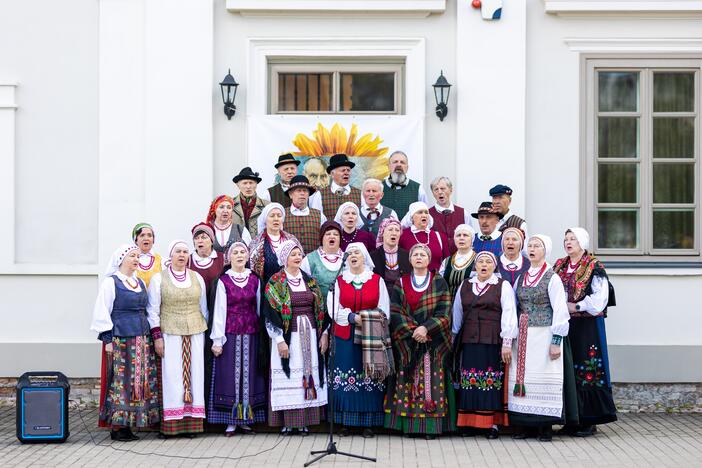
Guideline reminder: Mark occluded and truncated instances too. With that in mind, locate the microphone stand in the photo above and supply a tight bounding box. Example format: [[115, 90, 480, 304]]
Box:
[[305, 252, 377, 466]]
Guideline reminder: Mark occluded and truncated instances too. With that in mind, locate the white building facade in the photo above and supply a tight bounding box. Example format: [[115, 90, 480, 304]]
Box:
[[1, 0, 701, 389]]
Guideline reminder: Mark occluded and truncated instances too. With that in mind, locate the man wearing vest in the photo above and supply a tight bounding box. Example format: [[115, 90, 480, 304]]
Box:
[[381, 151, 427, 220], [360, 178, 398, 237], [265, 153, 300, 208], [490, 184, 529, 240], [232, 167, 269, 238], [309, 153, 361, 219], [282, 175, 327, 254], [471, 201, 504, 258], [428, 176, 471, 254]]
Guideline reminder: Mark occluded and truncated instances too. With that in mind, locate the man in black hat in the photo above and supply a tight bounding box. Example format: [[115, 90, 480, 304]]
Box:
[[381, 150, 427, 220], [232, 167, 269, 238], [282, 175, 327, 254], [471, 201, 504, 258], [265, 153, 300, 208], [490, 184, 529, 240], [308, 153, 361, 219]]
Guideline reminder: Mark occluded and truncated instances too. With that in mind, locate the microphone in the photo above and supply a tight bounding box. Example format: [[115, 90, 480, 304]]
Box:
[[342, 251, 350, 261]]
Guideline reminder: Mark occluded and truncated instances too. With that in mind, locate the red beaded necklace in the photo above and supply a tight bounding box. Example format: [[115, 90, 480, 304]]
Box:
[[125, 277, 140, 290], [194, 253, 214, 269], [169, 266, 187, 282], [288, 276, 302, 287], [475, 281, 491, 295], [231, 271, 249, 285], [523, 263, 547, 287], [138, 255, 155, 271]]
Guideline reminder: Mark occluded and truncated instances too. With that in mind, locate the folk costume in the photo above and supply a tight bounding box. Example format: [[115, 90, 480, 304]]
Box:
[[497, 227, 529, 287], [147, 241, 209, 436], [266, 153, 301, 208], [360, 203, 397, 238], [399, 202, 450, 272], [553, 228, 617, 429], [385, 256, 454, 436], [91, 244, 160, 434], [300, 221, 344, 301], [335, 201, 376, 253], [132, 223, 161, 288], [439, 224, 477, 299], [370, 218, 411, 291], [490, 185, 529, 240], [232, 167, 269, 238], [327, 243, 393, 429], [282, 175, 326, 254], [429, 203, 470, 255], [209, 245, 267, 430], [207, 195, 251, 254], [451, 252, 517, 432], [507, 235, 571, 431], [249, 203, 299, 287], [308, 154, 361, 218], [382, 176, 427, 220], [470, 202, 504, 258], [264, 241, 329, 430]]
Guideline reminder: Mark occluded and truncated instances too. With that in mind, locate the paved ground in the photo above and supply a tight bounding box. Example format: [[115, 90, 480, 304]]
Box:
[[2, 406, 701, 467]]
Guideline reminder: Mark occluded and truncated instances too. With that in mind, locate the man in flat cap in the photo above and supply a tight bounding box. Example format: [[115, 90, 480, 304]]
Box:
[[381, 151, 427, 220], [282, 175, 327, 254], [490, 184, 529, 240], [232, 167, 269, 238], [308, 153, 361, 219], [471, 201, 504, 258], [265, 153, 300, 208]]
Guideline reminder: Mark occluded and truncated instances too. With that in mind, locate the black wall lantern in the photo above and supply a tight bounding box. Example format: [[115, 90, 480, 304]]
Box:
[[432, 71, 452, 121], [219, 69, 239, 120]]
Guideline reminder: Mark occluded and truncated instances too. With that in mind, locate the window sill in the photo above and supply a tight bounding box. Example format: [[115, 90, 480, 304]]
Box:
[[226, 0, 446, 17], [604, 261, 702, 276], [544, 0, 702, 16]]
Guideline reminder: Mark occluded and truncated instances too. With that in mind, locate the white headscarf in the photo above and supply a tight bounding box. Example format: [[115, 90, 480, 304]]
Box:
[[567, 227, 590, 252], [343, 242, 375, 272], [529, 234, 553, 259], [225, 241, 249, 264], [334, 202, 364, 230], [400, 201, 434, 230], [277, 239, 304, 267], [475, 250, 498, 267], [104, 244, 139, 277], [454, 223, 475, 240], [164, 239, 190, 268], [257, 202, 286, 236]]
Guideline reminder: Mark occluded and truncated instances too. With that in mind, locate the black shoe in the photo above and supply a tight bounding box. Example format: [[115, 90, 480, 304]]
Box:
[[111, 429, 136, 442], [361, 429, 375, 439], [157, 432, 170, 439], [512, 431, 532, 440], [300, 427, 310, 437], [425, 434, 437, 440], [182, 433, 197, 439], [280, 427, 292, 436], [537, 427, 553, 442], [460, 428, 477, 437], [120, 428, 139, 441], [574, 425, 596, 437], [486, 428, 499, 440], [556, 425, 578, 436], [338, 427, 351, 437], [110, 430, 119, 441]]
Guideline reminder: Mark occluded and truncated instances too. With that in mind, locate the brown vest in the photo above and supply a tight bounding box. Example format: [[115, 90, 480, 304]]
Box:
[[283, 207, 322, 254], [320, 186, 361, 219], [460, 278, 504, 345]]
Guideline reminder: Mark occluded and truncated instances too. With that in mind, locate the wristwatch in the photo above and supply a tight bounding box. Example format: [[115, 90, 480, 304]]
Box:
[[575, 304, 581, 311]]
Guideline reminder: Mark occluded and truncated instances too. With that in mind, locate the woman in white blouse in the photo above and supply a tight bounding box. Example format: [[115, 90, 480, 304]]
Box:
[[507, 234, 569, 442], [439, 224, 477, 298], [147, 240, 209, 438], [208, 242, 267, 436], [451, 251, 516, 439]]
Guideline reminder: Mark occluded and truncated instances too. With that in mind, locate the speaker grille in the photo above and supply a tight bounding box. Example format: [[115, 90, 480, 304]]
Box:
[[22, 389, 64, 438]]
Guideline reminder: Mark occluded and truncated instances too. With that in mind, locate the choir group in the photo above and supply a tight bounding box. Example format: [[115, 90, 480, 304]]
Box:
[[91, 151, 617, 443]]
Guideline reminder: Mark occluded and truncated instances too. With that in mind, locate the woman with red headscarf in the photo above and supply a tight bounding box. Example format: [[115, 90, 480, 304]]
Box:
[[207, 195, 252, 253]]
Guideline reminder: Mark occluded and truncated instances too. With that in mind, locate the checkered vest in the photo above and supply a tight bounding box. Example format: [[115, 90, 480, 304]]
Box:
[[267, 184, 291, 208], [283, 207, 322, 254], [320, 186, 361, 219], [382, 179, 420, 220], [360, 205, 393, 237], [472, 234, 503, 258]]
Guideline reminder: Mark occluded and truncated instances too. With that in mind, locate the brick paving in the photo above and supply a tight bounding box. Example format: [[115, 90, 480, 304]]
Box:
[[2, 406, 701, 467]]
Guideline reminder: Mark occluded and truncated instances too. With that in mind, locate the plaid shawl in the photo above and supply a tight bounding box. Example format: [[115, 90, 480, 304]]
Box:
[[553, 251, 607, 302], [353, 309, 395, 380], [389, 275, 452, 371], [262, 269, 328, 382]]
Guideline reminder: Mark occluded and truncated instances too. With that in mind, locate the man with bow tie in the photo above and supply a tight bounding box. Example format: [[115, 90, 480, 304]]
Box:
[[470, 201, 504, 257], [428, 176, 471, 254], [380, 151, 427, 220], [359, 178, 398, 237]]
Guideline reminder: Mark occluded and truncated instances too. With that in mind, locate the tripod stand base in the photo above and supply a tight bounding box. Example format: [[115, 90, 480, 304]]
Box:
[[304, 440, 377, 466]]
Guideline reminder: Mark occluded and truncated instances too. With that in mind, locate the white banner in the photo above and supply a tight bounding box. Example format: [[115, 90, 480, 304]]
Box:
[[246, 115, 424, 191]]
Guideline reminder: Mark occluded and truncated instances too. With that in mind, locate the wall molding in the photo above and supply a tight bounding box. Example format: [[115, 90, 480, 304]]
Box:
[[565, 37, 702, 52], [227, 0, 445, 17], [545, 1, 702, 16], [0, 84, 18, 272]]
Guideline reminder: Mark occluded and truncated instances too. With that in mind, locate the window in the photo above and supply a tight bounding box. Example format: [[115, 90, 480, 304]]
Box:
[[269, 61, 404, 114], [586, 59, 700, 260]]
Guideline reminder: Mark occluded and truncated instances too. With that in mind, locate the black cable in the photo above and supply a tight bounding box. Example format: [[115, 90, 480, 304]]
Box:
[[71, 401, 286, 461]]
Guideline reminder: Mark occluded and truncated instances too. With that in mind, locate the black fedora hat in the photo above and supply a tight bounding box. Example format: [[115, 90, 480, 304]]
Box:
[[471, 201, 504, 219], [326, 153, 355, 174], [285, 175, 316, 197], [275, 153, 300, 169], [232, 167, 262, 184]]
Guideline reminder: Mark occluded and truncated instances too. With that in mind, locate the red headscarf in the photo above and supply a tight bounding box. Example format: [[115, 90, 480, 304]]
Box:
[[207, 195, 235, 223]]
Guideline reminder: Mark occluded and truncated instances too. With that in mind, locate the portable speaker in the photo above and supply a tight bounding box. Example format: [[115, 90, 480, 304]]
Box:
[[16, 371, 70, 443]]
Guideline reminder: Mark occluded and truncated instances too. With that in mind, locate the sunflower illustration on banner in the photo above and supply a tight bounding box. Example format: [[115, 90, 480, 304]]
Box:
[[291, 123, 390, 190]]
